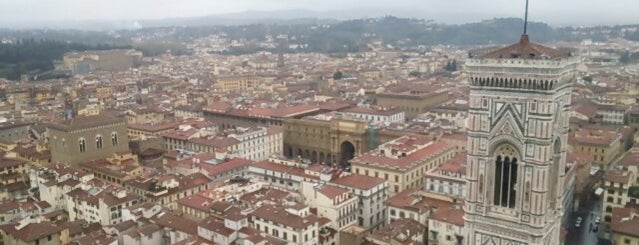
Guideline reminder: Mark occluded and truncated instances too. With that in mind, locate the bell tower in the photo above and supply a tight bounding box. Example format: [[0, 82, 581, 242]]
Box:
[[463, 1, 580, 244]]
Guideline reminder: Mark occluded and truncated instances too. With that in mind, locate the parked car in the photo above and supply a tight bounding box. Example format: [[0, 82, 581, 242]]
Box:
[[575, 217, 583, 228]]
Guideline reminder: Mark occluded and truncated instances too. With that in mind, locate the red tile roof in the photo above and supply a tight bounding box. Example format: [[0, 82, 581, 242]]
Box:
[[199, 158, 252, 177], [330, 174, 386, 190], [611, 207, 639, 237], [352, 140, 454, 171], [0, 221, 65, 242], [252, 160, 320, 181], [619, 147, 639, 167], [480, 35, 568, 60], [573, 128, 620, 147], [177, 194, 215, 212], [251, 205, 319, 229], [603, 169, 631, 184], [318, 185, 349, 202], [368, 218, 426, 244]]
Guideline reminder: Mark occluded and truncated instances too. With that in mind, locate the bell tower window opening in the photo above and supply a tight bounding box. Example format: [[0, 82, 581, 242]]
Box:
[[493, 144, 519, 208]]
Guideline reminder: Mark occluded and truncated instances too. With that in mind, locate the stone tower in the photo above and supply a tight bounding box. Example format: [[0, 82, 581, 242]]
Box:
[[463, 34, 579, 245]]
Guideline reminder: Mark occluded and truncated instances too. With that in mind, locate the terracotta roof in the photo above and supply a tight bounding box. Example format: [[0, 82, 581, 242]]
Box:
[[571, 101, 598, 118], [198, 217, 235, 238], [150, 211, 198, 234], [251, 205, 319, 229], [318, 185, 349, 202], [330, 173, 386, 190], [0, 221, 66, 242], [189, 137, 239, 148], [619, 148, 639, 167], [177, 194, 215, 212], [0, 158, 26, 169], [480, 35, 568, 60], [429, 199, 465, 226], [127, 122, 179, 132], [200, 158, 251, 177], [239, 188, 291, 206], [69, 230, 117, 245], [611, 207, 639, 237], [48, 114, 124, 131], [603, 169, 631, 184], [572, 128, 620, 147], [367, 218, 426, 244], [352, 139, 454, 171], [252, 160, 320, 180]]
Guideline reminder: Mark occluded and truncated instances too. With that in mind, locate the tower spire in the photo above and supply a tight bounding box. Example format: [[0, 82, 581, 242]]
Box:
[[523, 0, 529, 35]]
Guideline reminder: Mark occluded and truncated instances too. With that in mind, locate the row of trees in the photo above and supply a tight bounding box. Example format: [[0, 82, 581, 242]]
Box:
[[0, 39, 130, 80]]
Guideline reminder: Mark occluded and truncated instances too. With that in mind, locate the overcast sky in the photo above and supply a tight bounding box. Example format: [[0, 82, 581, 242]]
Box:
[[1, 0, 638, 27]]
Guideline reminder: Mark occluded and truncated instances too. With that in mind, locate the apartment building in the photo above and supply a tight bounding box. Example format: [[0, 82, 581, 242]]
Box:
[[424, 153, 466, 199], [248, 157, 389, 230], [251, 205, 319, 245], [571, 128, 622, 168], [350, 136, 456, 194], [301, 182, 358, 231]]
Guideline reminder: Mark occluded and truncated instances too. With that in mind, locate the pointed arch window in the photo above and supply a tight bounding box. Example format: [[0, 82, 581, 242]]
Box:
[[96, 135, 103, 149], [79, 138, 87, 153], [493, 144, 519, 208], [111, 132, 118, 146]]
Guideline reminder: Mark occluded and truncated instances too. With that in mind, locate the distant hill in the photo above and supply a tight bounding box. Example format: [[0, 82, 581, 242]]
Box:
[[1, 16, 639, 80], [138, 10, 339, 28]]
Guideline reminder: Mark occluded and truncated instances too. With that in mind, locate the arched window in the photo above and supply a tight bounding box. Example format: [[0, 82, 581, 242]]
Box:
[[111, 132, 118, 146], [96, 135, 103, 149], [79, 138, 87, 153], [61, 138, 66, 149], [493, 144, 519, 208]]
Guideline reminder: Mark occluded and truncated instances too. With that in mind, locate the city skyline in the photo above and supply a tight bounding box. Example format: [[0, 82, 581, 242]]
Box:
[[1, 0, 639, 29]]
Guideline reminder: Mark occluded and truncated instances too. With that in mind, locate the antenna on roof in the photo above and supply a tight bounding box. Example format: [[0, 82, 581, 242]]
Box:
[[523, 0, 529, 35]]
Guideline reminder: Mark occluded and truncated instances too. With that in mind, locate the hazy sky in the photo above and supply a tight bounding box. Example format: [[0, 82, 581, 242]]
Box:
[[1, 0, 638, 26]]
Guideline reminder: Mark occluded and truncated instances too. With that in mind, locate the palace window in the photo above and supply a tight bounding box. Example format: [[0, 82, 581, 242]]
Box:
[[493, 144, 518, 208], [111, 132, 118, 146], [96, 135, 103, 149], [79, 138, 87, 152]]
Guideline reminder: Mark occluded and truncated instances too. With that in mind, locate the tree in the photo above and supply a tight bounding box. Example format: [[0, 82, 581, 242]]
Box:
[[583, 76, 593, 83], [333, 71, 343, 80]]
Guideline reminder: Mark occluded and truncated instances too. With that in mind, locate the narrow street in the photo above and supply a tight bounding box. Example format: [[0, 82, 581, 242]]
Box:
[[565, 197, 609, 245]]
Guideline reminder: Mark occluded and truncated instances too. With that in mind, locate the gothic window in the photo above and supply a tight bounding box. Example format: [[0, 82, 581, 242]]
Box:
[[96, 135, 103, 149], [111, 132, 118, 146], [79, 138, 87, 153], [493, 144, 519, 208]]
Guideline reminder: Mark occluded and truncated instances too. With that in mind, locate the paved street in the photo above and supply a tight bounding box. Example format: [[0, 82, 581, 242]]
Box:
[[565, 198, 609, 245]]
